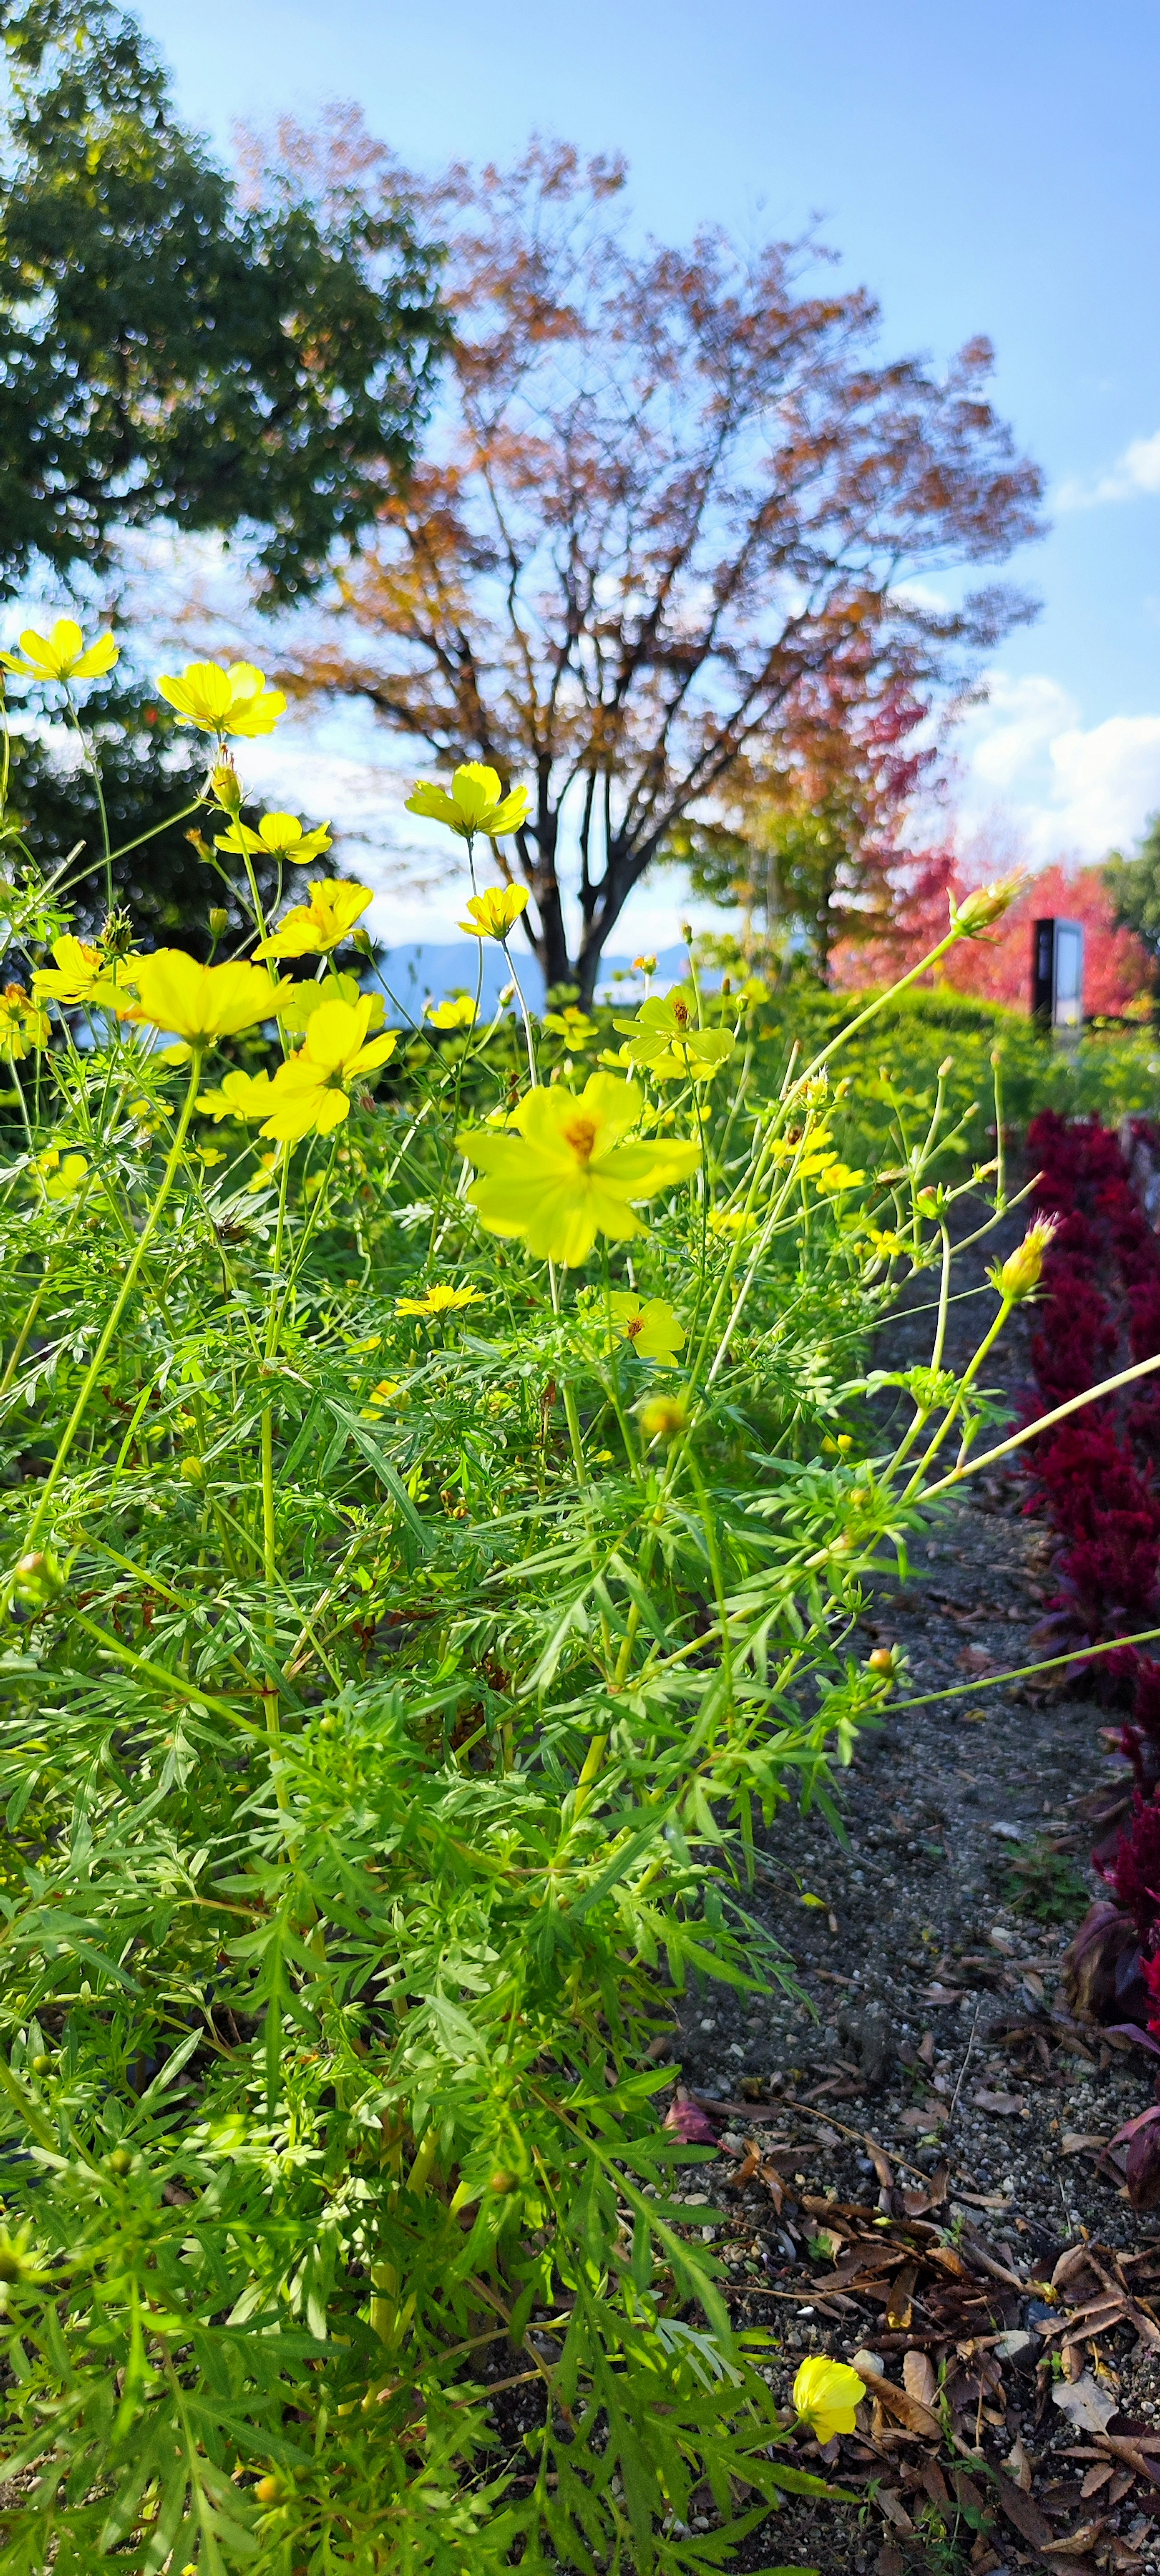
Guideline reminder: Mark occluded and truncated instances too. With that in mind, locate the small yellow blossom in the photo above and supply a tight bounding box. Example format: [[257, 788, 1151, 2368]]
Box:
[[395, 1284, 485, 1319], [708, 1208, 757, 1239], [34, 1148, 89, 1199], [119, 952, 278, 1047], [543, 1004, 598, 1045], [458, 1073, 700, 1268], [406, 763, 530, 841], [613, 988, 735, 1081], [361, 1377, 403, 1417], [0, 619, 118, 683], [632, 953, 657, 975], [195, 1068, 276, 1124], [259, 997, 396, 1142], [254, 879, 371, 960], [32, 933, 138, 1011], [458, 884, 530, 941], [639, 1391, 689, 1442], [605, 1292, 685, 1363], [791, 2354, 864, 2441], [812, 1160, 866, 1195], [0, 984, 48, 1058], [197, 1144, 226, 1167], [275, 973, 384, 1036], [156, 660, 284, 739], [215, 812, 332, 867], [246, 1150, 282, 1192], [425, 993, 478, 1031]]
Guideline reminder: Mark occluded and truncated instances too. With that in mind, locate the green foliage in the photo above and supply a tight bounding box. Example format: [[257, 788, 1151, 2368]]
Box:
[[0, 0, 447, 600], [1106, 812, 1160, 985], [1001, 1838, 1090, 1923], [3, 672, 323, 954], [0, 715, 1095, 2567]]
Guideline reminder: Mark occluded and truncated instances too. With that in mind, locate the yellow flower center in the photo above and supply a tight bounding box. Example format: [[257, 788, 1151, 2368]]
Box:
[[563, 1115, 598, 1163]]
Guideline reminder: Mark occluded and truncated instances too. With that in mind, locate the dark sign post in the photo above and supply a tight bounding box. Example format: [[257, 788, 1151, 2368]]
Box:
[[1032, 917, 1084, 1030]]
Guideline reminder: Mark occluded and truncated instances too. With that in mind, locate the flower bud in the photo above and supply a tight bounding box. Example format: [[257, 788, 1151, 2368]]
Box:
[[949, 872, 1026, 939], [210, 761, 243, 817], [639, 1393, 689, 1443], [352, 926, 375, 959], [13, 1549, 63, 1607], [633, 953, 657, 975], [992, 1215, 1056, 1305], [207, 907, 229, 940]]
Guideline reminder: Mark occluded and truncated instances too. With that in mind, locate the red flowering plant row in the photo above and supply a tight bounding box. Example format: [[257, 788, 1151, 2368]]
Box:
[[1021, 1110, 1160, 2056]]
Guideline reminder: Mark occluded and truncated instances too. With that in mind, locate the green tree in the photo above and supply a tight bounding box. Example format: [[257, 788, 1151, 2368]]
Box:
[[0, 0, 447, 604], [1106, 815, 1160, 1002], [2, 676, 289, 958]]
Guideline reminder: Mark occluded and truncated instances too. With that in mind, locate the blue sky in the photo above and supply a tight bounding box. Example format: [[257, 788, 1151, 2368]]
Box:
[[133, 0, 1160, 945]]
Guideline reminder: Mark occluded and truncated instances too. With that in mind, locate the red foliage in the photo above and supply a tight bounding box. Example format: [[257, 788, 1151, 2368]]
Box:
[[1104, 1794, 1160, 1940], [835, 858, 1151, 1012], [1022, 1112, 1160, 2012]]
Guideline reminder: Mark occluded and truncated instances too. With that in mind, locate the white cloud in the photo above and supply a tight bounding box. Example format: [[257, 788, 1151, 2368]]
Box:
[[1057, 429, 1160, 511], [958, 672, 1079, 790], [959, 670, 1160, 863], [1046, 713, 1160, 853]]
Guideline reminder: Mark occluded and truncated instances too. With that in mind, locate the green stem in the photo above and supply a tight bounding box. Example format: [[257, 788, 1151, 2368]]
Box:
[[16, 1056, 203, 1568]]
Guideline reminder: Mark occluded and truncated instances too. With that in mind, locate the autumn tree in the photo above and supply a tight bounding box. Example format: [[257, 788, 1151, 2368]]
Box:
[[274, 133, 1043, 1001], [672, 675, 954, 982]]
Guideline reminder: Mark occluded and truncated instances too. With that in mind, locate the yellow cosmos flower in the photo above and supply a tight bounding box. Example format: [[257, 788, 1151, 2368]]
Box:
[[215, 812, 332, 867], [195, 1068, 276, 1124], [395, 1284, 485, 1318], [0, 619, 118, 683], [156, 660, 285, 738], [32, 934, 139, 1010], [791, 2355, 864, 2441], [274, 972, 384, 1036], [458, 885, 530, 941], [118, 952, 279, 1046], [543, 1004, 598, 1045], [361, 1377, 403, 1418], [406, 762, 530, 841], [708, 1207, 757, 1239], [255, 879, 372, 960], [259, 997, 396, 1141], [613, 988, 735, 1081], [425, 993, 477, 1031], [0, 984, 49, 1058], [34, 1148, 89, 1199], [606, 1292, 685, 1363], [812, 1160, 866, 1195], [457, 1072, 700, 1268]]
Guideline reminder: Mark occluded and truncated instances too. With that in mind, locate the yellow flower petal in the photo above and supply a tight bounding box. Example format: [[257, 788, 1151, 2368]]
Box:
[[119, 952, 278, 1046], [457, 885, 531, 941], [255, 879, 371, 960], [791, 2355, 864, 2441]]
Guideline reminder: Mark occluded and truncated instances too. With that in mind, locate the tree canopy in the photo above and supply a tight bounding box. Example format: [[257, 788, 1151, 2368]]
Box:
[[0, 1, 447, 603], [278, 133, 1044, 998], [1106, 815, 1160, 998]]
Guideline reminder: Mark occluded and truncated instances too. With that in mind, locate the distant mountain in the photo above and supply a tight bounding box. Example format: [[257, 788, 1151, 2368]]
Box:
[[369, 941, 698, 1024]]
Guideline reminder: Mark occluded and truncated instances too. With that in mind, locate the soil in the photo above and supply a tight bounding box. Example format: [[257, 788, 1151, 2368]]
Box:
[[668, 1179, 1160, 2575]]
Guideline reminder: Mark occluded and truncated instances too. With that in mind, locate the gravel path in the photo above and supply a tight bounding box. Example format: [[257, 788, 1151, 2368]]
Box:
[[670, 1182, 1160, 2573]]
